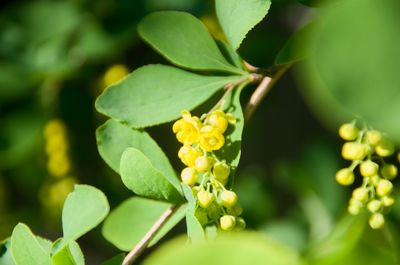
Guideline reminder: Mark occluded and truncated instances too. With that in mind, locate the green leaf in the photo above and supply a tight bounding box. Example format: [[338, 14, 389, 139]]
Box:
[[101, 253, 125, 265], [216, 40, 244, 70], [96, 64, 246, 128], [215, 86, 245, 187], [0, 239, 16, 265], [120, 148, 184, 203], [102, 197, 186, 251], [144, 232, 302, 265], [275, 23, 314, 65], [138, 11, 244, 74], [216, 0, 272, 50], [51, 241, 84, 265], [300, 0, 400, 139], [96, 120, 179, 190], [62, 185, 110, 243], [306, 214, 367, 265], [182, 184, 205, 242], [10, 223, 52, 265]]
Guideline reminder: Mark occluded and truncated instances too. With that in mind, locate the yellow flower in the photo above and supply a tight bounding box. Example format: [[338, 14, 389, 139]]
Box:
[[206, 110, 229, 133], [199, 125, 225, 151], [178, 146, 202, 167], [172, 111, 202, 145]]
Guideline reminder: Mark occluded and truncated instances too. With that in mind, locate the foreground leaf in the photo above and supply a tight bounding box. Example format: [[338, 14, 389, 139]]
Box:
[[96, 120, 179, 191], [96, 64, 246, 128], [10, 224, 52, 265], [182, 184, 205, 242], [138, 11, 244, 74], [62, 185, 110, 243], [102, 197, 186, 251], [51, 240, 84, 265], [120, 148, 184, 203], [216, 0, 272, 50], [144, 232, 301, 265]]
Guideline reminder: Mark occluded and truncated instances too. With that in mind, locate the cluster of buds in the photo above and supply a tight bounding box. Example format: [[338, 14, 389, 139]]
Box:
[[40, 119, 77, 217], [336, 122, 399, 229], [173, 110, 245, 231]]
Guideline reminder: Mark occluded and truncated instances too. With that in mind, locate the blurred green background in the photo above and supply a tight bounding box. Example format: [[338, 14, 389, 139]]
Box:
[[1, 0, 399, 264]]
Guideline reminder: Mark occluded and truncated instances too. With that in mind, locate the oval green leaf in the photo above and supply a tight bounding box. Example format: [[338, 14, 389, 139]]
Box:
[[62, 185, 110, 242], [95, 64, 246, 128], [102, 197, 186, 251], [144, 232, 301, 265], [96, 120, 179, 191], [138, 11, 244, 74], [120, 148, 184, 203], [10, 223, 52, 265], [216, 0, 271, 50]]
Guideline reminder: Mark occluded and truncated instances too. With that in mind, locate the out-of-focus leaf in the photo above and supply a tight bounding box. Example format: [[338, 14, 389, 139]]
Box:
[[10, 224, 52, 265], [261, 220, 308, 251], [51, 240, 84, 265], [306, 214, 367, 265], [215, 0, 271, 50], [96, 120, 178, 192], [138, 11, 244, 74], [182, 184, 205, 242], [144, 232, 302, 265], [96, 65, 246, 128], [0, 239, 15, 265], [120, 148, 184, 203], [275, 23, 314, 65], [101, 253, 125, 265], [102, 197, 186, 251], [62, 185, 110, 243], [0, 110, 43, 169], [299, 0, 400, 139]]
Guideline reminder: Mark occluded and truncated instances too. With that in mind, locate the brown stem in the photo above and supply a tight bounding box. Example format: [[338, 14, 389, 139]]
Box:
[[122, 204, 179, 265], [244, 65, 291, 122]]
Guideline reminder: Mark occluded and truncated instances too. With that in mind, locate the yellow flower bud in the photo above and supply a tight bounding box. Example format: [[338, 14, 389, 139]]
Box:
[[207, 110, 229, 133], [339, 123, 358, 141], [369, 213, 385, 229], [220, 215, 236, 231], [47, 153, 70, 177], [180, 167, 198, 186], [197, 189, 214, 208], [227, 204, 243, 216], [213, 161, 230, 181], [366, 130, 382, 145], [367, 200, 382, 213], [376, 179, 393, 196], [381, 164, 397, 180], [172, 115, 201, 145], [348, 200, 363, 215], [382, 196, 395, 207], [352, 187, 369, 202], [194, 156, 213, 173], [178, 146, 202, 167], [375, 139, 394, 157], [336, 168, 355, 186], [104, 64, 129, 87], [342, 142, 367, 161], [369, 175, 380, 186], [199, 125, 225, 151], [220, 190, 238, 208], [359, 160, 379, 177], [44, 119, 65, 139]]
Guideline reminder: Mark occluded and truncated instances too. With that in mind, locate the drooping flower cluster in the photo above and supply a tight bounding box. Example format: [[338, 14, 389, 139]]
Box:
[[173, 110, 245, 231], [336, 122, 399, 229]]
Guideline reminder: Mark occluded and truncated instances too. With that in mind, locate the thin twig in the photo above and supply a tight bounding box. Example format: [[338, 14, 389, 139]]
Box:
[[122, 204, 179, 265], [244, 65, 291, 122]]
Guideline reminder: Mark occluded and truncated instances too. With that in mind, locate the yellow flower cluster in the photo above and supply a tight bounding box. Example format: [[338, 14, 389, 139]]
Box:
[[173, 110, 245, 231], [41, 119, 77, 216], [336, 122, 399, 229]]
